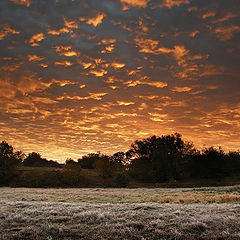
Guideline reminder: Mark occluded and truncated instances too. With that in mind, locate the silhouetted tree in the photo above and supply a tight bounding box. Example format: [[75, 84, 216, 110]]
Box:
[[227, 151, 240, 176], [23, 152, 44, 167], [62, 159, 83, 186], [22, 152, 60, 167], [200, 147, 228, 180], [127, 133, 193, 182], [112, 152, 126, 169], [94, 155, 115, 178], [0, 141, 23, 185], [78, 153, 101, 169]]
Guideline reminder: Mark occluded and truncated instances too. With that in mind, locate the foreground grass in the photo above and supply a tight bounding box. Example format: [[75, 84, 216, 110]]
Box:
[[0, 201, 240, 240], [0, 186, 240, 239], [1, 185, 240, 204]]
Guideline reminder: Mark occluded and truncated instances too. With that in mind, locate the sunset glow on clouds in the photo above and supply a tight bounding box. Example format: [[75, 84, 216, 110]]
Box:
[[0, 0, 240, 161]]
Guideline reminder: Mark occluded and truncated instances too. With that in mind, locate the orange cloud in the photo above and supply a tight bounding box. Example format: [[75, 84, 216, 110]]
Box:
[[10, 74, 51, 95], [48, 28, 69, 35], [10, 0, 31, 7], [55, 61, 73, 67], [64, 18, 79, 29], [54, 46, 72, 52], [111, 62, 125, 69], [149, 113, 169, 122], [57, 92, 107, 101], [135, 38, 159, 54], [80, 13, 106, 27], [102, 45, 115, 53], [0, 24, 20, 40], [120, 0, 149, 8], [136, 38, 191, 75], [32, 97, 58, 104], [100, 39, 116, 53], [213, 13, 238, 23], [172, 45, 189, 61], [89, 69, 108, 77], [158, 0, 190, 9], [0, 81, 16, 98], [29, 33, 45, 47], [171, 86, 192, 92], [61, 51, 78, 57], [202, 12, 216, 19], [126, 79, 168, 88], [40, 63, 48, 68], [101, 39, 116, 45], [189, 30, 200, 38], [135, 38, 188, 58], [117, 101, 135, 106], [1, 62, 23, 72], [215, 25, 240, 40], [28, 55, 44, 62], [51, 78, 84, 88], [81, 62, 92, 69], [53, 46, 77, 57], [199, 64, 225, 77]]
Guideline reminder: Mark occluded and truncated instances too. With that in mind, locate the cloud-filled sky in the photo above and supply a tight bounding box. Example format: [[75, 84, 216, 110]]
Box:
[[0, 0, 240, 162]]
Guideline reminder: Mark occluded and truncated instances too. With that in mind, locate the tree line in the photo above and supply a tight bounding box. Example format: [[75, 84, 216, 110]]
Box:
[[1, 133, 240, 187]]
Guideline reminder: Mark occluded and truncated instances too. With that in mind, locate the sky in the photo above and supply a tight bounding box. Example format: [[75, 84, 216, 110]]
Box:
[[0, 0, 240, 162]]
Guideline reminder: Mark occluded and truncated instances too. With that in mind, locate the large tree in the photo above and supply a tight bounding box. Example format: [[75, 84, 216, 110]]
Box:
[[0, 141, 23, 185], [127, 133, 194, 182]]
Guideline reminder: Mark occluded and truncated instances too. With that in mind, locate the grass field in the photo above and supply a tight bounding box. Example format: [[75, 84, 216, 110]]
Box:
[[0, 186, 240, 239]]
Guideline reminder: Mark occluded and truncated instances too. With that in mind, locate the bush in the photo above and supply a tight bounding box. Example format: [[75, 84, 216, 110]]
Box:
[[20, 169, 62, 187], [94, 156, 115, 178], [115, 173, 129, 187], [62, 160, 83, 186]]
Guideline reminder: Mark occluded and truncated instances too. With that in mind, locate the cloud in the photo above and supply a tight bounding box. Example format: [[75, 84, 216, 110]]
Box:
[[28, 55, 44, 62], [157, 0, 190, 9], [0, 0, 240, 161], [57, 92, 108, 101], [80, 13, 106, 27], [64, 18, 79, 29], [55, 61, 73, 67], [171, 86, 192, 92], [111, 62, 125, 69], [29, 33, 45, 47], [10, 0, 31, 7], [48, 28, 70, 36], [202, 11, 216, 19], [215, 25, 240, 40], [89, 69, 108, 77], [120, 0, 149, 8], [0, 24, 20, 40]]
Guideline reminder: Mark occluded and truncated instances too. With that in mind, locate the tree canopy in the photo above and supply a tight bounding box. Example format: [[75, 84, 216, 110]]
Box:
[[0, 141, 23, 185]]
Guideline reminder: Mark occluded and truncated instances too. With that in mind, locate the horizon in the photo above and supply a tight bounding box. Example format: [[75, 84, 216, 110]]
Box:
[[3, 133, 240, 163], [0, 0, 240, 163]]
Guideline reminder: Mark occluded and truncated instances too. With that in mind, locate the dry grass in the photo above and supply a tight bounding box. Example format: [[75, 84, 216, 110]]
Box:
[[0, 201, 240, 240], [0, 185, 240, 204], [0, 186, 240, 239]]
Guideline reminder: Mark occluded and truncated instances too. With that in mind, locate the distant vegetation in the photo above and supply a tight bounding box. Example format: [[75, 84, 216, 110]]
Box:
[[1, 133, 240, 187]]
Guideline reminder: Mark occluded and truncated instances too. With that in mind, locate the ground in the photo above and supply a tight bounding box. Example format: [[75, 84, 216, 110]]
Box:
[[0, 186, 240, 239]]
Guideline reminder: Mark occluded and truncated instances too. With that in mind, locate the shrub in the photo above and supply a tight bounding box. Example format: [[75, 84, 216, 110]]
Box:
[[115, 173, 129, 187], [62, 160, 83, 186], [20, 169, 62, 187]]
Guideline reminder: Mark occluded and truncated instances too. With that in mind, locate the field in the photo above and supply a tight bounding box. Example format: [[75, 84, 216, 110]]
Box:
[[0, 186, 240, 239]]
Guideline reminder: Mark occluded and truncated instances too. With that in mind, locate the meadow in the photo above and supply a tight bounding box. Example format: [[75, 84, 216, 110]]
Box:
[[0, 186, 240, 239]]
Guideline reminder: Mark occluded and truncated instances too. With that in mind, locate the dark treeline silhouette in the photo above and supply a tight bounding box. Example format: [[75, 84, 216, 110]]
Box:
[[0, 133, 240, 187], [23, 152, 63, 168]]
